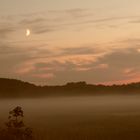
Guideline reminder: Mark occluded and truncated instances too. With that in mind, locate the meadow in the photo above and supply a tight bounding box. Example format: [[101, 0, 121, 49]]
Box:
[[0, 95, 140, 140]]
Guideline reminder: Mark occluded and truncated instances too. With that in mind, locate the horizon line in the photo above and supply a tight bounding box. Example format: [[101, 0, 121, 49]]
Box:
[[0, 77, 140, 87]]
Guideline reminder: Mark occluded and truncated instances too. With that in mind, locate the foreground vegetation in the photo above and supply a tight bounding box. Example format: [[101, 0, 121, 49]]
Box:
[[0, 106, 33, 140]]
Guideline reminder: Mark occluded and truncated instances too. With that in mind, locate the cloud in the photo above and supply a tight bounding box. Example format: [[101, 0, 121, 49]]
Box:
[[94, 48, 140, 84], [60, 46, 98, 55], [20, 18, 45, 25], [49, 8, 93, 19], [13, 43, 108, 84], [95, 64, 109, 69], [123, 68, 135, 74], [32, 73, 54, 79], [0, 25, 15, 38], [101, 76, 140, 85], [0, 47, 30, 78], [1, 42, 140, 85], [1, 8, 140, 37], [1, 6, 140, 85], [16, 65, 35, 75], [18, 9, 140, 35], [20, 17, 54, 34], [75, 67, 92, 72], [18, 8, 93, 35]]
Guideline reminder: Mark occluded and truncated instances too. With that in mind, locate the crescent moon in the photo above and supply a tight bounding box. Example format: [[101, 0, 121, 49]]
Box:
[[26, 29, 30, 36]]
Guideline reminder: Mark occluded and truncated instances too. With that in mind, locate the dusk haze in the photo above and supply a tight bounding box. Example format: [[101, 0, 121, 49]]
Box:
[[0, 1, 140, 140], [0, 0, 140, 85]]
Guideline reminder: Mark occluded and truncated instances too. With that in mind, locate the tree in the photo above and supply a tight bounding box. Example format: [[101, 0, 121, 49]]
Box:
[[0, 106, 33, 140]]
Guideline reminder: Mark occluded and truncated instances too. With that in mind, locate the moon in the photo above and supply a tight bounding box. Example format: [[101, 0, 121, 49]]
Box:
[[26, 29, 30, 37]]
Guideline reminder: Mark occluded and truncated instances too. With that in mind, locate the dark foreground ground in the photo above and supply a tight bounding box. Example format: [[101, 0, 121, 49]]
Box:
[[1, 95, 140, 140], [33, 114, 140, 140]]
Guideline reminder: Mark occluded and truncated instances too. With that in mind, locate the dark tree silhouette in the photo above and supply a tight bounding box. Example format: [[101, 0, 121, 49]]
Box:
[[0, 106, 33, 140]]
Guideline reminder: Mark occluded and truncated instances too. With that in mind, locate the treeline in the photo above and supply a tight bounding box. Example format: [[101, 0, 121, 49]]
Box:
[[0, 78, 140, 98]]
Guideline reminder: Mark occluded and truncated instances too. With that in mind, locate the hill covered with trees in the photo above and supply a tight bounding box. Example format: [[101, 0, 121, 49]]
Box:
[[0, 78, 140, 98]]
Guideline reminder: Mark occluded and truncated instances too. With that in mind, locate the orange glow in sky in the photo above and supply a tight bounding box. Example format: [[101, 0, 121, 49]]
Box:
[[0, 0, 140, 85]]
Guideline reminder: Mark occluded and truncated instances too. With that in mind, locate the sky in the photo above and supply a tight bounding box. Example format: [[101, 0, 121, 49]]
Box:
[[0, 0, 140, 85]]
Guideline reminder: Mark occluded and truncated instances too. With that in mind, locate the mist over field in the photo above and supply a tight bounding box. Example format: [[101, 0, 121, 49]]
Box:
[[1, 0, 140, 139], [1, 95, 140, 140]]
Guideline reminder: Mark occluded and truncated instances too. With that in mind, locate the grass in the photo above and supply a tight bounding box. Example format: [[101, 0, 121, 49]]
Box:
[[31, 114, 140, 140]]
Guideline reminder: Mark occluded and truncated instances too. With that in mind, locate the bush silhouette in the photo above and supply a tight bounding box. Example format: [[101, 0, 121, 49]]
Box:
[[0, 106, 33, 140]]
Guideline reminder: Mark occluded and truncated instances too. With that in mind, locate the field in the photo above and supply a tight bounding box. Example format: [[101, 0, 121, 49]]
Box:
[[0, 95, 140, 140]]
